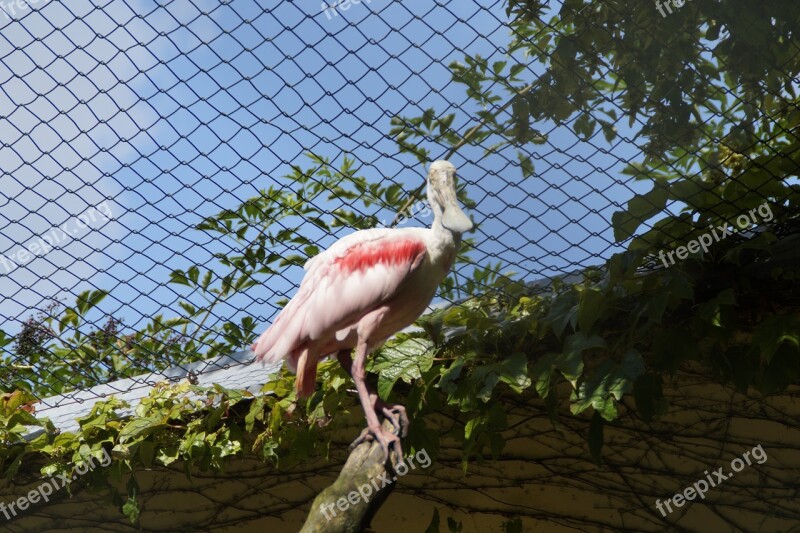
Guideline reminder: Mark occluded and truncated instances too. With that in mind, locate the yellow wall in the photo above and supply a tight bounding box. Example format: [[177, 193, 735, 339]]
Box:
[[2, 369, 798, 532]]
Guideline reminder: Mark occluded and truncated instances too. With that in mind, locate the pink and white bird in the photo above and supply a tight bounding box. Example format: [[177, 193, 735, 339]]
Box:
[[252, 160, 472, 460]]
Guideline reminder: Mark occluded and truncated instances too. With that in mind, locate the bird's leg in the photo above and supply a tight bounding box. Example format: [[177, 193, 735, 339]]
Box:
[[337, 351, 376, 445], [348, 340, 402, 463], [336, 350, 407, 439]]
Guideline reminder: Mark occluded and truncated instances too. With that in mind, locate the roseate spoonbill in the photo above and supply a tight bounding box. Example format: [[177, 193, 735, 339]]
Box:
[[252, 160, 472, 461]]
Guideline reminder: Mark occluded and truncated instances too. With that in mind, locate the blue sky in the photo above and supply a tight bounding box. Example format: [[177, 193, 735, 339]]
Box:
[[0, 0, 648, 347]]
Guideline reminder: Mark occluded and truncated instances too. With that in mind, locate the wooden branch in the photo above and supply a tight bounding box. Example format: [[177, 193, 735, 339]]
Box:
[[300, 420, 402, 533]]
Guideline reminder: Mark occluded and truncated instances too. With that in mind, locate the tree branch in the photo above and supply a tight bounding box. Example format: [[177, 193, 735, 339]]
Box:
[[301, 420, 402, 533]]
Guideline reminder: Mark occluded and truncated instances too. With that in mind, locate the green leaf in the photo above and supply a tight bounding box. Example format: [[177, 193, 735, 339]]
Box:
[[752, 315, 800, 363], [517, 152, 535, 179], [531, 352, 557, 397], [571, 350, 644, 420], [169, 270, 191, 286], [599, 119, 617, 142], [187, 266, 200, 285], [577, 287, 604, 332], [496, 352, 531, 393], [425, 508, 441, 533], [696, 288, 737, 327], [111, 443, 130, 460], [0, 390, 37, 415], [118, 416, 165, 443], [558, 332, 606, 380], [447, 516, 463, 532], [138, 441, 155, 467], [0, 330, 12, 349], [707, 22, 721, 40], [509, 63, 526, 78], [156, 443, 180, 466], [612, 184, 669, 241], [76, 289, 108, 315], [760, 342, 800, 394], [502, 517, 524, 533], [467, 353, 531, 403], [372, 339, 435, 399], [200, 270, 213, 291], [573, 113, 596, 140], [620, 349, 646, 381], [633, 373, 667, 422], [546, 289, 579, 337], [178, 301, 198, 316], [122, 477, 140, 524], [532, 333, 606, 399], [438, 357, 465, 394], [668, 179, 719, 210], [511, 94, 530, 142], [464, 417, 480, 441]]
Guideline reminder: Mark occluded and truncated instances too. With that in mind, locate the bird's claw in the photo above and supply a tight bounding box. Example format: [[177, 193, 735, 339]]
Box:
[[349, 427, 375, 450], [350, 424, 403, 463], [380, 403, 409, 439], [374, 427, 402, 464]]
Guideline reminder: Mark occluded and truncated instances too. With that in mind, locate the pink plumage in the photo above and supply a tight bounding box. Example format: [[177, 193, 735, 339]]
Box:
[[252, 229, 428, 395], [335, 238, 426, 273], [252, 160, 473, 461]]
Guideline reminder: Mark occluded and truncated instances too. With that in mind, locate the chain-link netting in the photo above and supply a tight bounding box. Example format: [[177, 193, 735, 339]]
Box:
[[1, 1, 797, 411]]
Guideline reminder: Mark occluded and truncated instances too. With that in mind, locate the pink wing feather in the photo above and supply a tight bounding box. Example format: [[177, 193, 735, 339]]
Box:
[[252, 228, 427, 369]]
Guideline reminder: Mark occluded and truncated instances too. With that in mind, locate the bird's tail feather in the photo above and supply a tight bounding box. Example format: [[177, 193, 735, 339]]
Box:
[[252, 289, 311, 365], [251, 306, 294, 365]]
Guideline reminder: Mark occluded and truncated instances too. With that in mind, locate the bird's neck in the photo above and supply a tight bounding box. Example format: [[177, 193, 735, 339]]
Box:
[[428, 188, 461, 262], [430, 214, 460, 267]]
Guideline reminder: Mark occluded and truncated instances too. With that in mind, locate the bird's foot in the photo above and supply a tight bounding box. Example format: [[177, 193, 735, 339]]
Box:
[[350, 423, 402, 464], [377, 401, 409, 439], [349, 426, 375, 448]]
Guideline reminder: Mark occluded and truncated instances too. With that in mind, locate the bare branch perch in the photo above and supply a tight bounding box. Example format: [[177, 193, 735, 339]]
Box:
[[301, 420, 402, 533]]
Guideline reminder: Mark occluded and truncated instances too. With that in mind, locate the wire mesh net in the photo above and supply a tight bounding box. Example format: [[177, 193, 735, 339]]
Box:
[[1, 1, 797, 409]]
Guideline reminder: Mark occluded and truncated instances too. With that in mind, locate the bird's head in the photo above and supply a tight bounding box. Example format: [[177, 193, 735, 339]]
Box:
[[427, 160, 473, 234]]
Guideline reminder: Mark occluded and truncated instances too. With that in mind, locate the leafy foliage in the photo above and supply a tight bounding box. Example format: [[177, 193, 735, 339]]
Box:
[[2, 1, 800, 526], [3, 217, 799, 522]]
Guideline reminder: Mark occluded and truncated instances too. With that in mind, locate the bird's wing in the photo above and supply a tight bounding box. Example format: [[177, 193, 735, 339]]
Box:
[[252, 228, 428, 364]]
